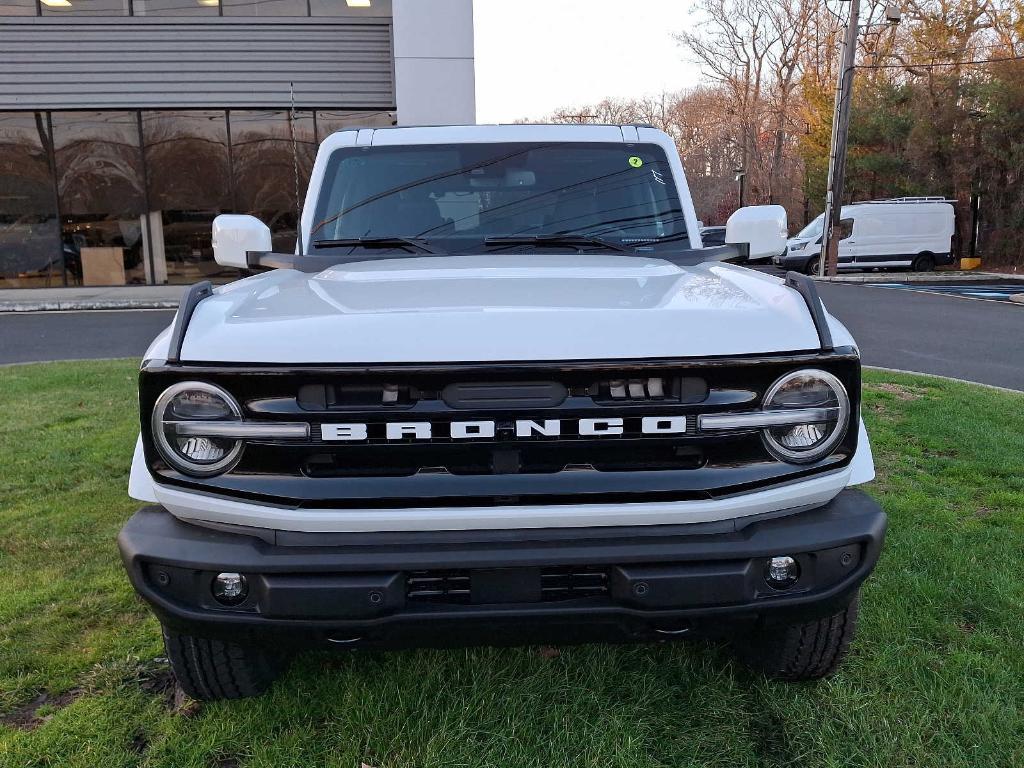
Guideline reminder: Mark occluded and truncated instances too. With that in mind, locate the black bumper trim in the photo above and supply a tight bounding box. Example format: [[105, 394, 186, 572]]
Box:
[[118, 489, 885, 648]]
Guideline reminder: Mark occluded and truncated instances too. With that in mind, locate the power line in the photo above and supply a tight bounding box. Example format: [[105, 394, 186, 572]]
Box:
[[859, 53, 1024, 70]]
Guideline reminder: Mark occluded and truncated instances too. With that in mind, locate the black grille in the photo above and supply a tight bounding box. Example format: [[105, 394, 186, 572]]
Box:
[[405, 567, 609, 604], [295, 372, 709, 412], [540, 567, 609, 599], [141, 351, 861, 506], [406, 571, 471, 603]]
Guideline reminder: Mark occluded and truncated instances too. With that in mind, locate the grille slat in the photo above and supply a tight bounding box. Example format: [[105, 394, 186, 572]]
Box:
[[406, 567, 609, 604]]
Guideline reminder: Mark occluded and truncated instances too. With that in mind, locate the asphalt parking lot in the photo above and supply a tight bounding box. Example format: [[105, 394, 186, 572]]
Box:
[[866, 282, 1024, 303]]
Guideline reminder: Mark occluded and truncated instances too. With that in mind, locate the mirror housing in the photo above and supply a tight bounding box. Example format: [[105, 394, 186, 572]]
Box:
[[725, 205, 788, 262], [212, 214, 272, 269]]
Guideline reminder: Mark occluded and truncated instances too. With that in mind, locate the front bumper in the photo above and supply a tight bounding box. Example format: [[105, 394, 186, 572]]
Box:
[[776, 249, 812, 269], [118, 490, 885, 649]]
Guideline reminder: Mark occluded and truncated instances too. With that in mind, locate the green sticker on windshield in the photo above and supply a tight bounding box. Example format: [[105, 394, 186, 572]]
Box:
[[628, 156, 644, 168]]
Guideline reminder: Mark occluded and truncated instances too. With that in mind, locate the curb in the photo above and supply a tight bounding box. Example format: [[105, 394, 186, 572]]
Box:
[[810, 271, 1024, 284], [0, 300, 180, 313], [864, 365, 1023, 394]]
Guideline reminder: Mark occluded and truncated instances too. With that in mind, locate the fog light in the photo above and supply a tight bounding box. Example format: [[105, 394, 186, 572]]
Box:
[[212, 572, 248, 605], [764, 556, 800, 589]]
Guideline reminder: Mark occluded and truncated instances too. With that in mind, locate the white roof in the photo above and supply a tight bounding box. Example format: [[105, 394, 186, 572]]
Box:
[[324, 123, 649, 147]]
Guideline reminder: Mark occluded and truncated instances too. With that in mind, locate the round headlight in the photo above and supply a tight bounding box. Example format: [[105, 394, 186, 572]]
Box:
[[152, 381, 243, 476], [762, 369, 850, 463]]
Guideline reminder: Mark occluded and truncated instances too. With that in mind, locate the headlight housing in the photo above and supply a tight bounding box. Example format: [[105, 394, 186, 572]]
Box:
[[151, 381, 244, 476], [789, 241, 807, 251], [761, 369, 850, 463]]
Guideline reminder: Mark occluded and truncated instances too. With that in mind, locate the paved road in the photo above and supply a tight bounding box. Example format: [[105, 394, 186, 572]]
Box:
[[0, 309, 175, 365], [815, 281, 1024, 390], [2, 288, 1023, 390]]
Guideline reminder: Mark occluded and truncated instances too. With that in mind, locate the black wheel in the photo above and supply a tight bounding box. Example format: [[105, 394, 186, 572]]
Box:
[[733, 593, 859, 681], [162, 626, 288, 700], [912, 252, 935, 272], [805, 256, 821, 276]]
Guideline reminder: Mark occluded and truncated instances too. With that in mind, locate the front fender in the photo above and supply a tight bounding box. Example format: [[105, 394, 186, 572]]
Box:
[[128, 434, 158, 503]]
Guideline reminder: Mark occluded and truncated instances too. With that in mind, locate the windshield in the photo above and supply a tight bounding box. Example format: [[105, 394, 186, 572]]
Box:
[[309, 142, 688, 256], [796, 214, 824, 240]]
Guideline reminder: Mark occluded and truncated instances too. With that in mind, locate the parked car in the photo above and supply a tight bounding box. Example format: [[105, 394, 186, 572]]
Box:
[[118, 124, 885, 699], [776, 198, 956, 274], [700, 225, 726, 246]]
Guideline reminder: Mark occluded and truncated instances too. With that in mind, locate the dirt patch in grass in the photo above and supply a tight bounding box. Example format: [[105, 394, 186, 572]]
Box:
[[1, 688, 84, 731], [135, 657, 202, 717]]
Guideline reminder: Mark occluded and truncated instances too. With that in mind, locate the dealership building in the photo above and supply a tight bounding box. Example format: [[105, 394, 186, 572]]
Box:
[[0, 0, 475, 289]]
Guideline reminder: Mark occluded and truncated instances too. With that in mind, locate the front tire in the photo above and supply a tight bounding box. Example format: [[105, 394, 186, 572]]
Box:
[[733, 593, 859, 681], [913, 252, 936, 272], [805, 256, 821, 276], [162, 626, 288, 700]]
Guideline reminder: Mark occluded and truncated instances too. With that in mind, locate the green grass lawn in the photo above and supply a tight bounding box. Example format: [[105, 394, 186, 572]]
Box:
[[1, 360, 1023, 768]]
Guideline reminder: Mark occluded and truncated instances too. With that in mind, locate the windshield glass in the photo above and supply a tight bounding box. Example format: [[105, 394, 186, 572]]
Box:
[[796, 214, 824, 240], [309, 142, 688, 255]]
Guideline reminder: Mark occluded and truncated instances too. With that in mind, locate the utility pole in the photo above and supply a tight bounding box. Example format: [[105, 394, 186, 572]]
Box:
[[735, 167, 747, 208], [820, 0, 861, 277]]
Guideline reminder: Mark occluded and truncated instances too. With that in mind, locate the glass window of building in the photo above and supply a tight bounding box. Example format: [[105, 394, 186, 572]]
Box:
[[52, 111, 147, 286], [221, 0, 306, 16], [310, 0, 392, 16], [40, 0, 130, 16], [316, 110, 395, 141], [142, 110, 234, 285], [0, 0, 37, 16], [133, 0, 221, 16], [229, 110, 315, 252], [0, 113, 61, 288]]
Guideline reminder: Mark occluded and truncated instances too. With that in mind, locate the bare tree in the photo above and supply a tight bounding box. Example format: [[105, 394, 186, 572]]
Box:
[[676, 0, 814, 206]]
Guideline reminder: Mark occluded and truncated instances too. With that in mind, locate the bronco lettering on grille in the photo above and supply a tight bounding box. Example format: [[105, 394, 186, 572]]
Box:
[[320, 417, 687, 442]]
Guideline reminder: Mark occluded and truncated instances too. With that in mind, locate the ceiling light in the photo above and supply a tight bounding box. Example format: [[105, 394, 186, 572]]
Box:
[[197, 0, 219, 5], [40, 0, 73, 6], [346, 0, 372, 6]]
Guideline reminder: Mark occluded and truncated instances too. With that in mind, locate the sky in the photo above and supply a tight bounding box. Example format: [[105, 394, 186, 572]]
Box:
[[473, 0, 704, 124]]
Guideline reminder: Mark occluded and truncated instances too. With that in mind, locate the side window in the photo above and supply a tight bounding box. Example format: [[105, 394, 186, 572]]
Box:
[[837, 218, 854, 240]]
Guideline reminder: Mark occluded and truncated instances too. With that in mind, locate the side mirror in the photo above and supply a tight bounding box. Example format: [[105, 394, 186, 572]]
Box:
[[725, 205, 787, 262], [212, 214, 272, 269]]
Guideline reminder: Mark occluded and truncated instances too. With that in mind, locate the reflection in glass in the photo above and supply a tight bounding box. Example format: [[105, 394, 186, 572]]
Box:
[[315, 110, 396, 142], [52, 111, 146, 285], [309, 0, 392, 16], [230, 110, 315, 252], [41, 0, 129, 15], [0, 113, 61, 288], [221, 0, 306, 16], [0, 0, 37, 15], [133, 0, 220, 16], [142, 110, 235, 284]]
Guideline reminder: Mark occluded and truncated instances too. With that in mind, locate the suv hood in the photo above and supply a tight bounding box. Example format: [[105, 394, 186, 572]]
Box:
[[166, 255, 828, 363]]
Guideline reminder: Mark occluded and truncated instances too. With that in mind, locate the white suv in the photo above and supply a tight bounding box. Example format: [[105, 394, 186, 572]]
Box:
[[118, 124, 885, 699]]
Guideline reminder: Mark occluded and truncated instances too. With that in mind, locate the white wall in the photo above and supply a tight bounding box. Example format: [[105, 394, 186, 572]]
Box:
[[392, 0, 476, 125]]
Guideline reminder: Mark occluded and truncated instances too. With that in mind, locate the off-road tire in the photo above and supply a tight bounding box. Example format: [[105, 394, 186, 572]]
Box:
[[162, 626, 288, 700], [734, 593, 859, 681]]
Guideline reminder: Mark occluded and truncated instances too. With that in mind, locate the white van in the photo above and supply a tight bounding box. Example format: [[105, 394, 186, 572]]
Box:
[[776, 198, 956, 274]]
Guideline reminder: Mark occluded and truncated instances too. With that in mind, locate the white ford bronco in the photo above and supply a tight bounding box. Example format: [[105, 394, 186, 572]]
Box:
[[119, 124, 885, 700]]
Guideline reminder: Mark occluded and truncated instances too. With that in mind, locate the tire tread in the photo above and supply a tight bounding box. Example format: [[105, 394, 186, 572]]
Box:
[[162, 626, 285, 700], [736, 594, 859, 681]]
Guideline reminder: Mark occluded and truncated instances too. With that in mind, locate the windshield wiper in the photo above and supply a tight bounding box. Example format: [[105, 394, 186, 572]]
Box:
[[645, 232, 690, 246], [312, 237, 437, 254], [483, 235, 627, 252]]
